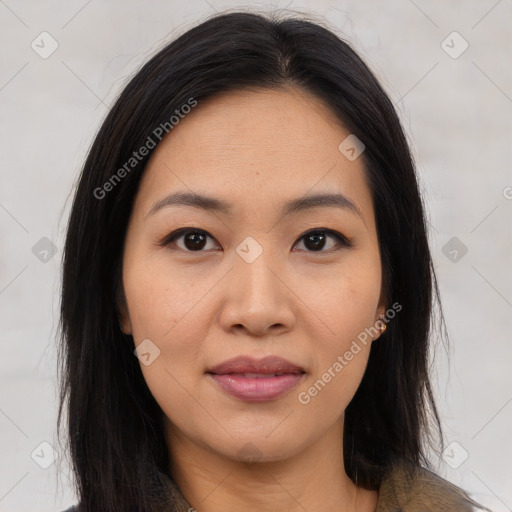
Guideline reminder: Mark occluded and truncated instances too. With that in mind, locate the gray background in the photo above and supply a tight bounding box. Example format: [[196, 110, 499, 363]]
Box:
[[1, 1, 511, 511]]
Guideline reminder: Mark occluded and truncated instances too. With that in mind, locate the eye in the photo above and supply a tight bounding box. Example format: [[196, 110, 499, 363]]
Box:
[[293, 229, 352, 253], [160, 228, 219, 252], [161, 227, 352, 254]]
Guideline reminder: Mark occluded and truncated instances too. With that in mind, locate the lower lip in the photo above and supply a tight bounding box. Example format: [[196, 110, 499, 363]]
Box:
[[208, 373, 305, 402]]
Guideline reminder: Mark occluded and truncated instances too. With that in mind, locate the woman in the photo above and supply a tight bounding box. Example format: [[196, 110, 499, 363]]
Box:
[[58, 10, 489, 512]]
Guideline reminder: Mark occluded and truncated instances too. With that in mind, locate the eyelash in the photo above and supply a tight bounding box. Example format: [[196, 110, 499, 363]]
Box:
[[159, 227, 353, 254]]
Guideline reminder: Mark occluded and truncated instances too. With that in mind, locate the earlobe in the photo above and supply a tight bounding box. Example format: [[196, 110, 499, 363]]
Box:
[[116, 286, 133, 335], [374, 291, 388, 339], [376, 281, 387, 327], [376, 314, 387, 338], [118, 311, 132, 336]]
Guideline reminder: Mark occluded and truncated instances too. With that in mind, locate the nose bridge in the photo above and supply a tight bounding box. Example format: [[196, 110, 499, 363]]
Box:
[[233, 235, 281, 301], [220, 235, 294, 335]]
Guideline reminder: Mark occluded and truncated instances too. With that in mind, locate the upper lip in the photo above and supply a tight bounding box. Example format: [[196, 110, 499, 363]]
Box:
[[207, 356, 306, 375]]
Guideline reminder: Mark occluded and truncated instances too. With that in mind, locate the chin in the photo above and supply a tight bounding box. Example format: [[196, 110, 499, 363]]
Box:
[[207, 432, 309, 465]]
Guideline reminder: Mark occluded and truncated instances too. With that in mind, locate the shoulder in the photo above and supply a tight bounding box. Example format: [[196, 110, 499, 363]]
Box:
[[376, 459, 489, 511], [60, 507, 78, 512]]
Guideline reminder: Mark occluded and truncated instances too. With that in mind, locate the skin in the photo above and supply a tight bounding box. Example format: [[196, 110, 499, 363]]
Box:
[[118, 86, 386, 512]]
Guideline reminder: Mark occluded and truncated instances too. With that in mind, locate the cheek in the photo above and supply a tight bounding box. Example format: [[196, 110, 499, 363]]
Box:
[[295, 257, 381, 402], [122, 254, 217, 408], [296, 294, 375, 422], [298, 255, 381, 343], [124, 257, 212, 425], [123, 251, 211, 342]]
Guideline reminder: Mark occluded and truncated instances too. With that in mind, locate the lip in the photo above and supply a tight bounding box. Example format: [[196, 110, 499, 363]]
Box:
[[207, 355, 306, 402], [208, 355, 305, 375]]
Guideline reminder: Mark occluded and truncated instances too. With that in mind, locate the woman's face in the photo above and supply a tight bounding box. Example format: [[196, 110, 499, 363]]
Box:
[[119, 86, 386, 464]]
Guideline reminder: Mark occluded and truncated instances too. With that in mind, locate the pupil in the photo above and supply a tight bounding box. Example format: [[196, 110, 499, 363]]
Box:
[[305, 232, 325, 251], [185, 232, 206, 250]]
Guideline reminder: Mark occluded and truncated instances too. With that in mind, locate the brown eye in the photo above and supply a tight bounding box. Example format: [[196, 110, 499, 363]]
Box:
[[161, 228, 218, 252], [293, 229, 352, 252], [161, 227, 352, 254]]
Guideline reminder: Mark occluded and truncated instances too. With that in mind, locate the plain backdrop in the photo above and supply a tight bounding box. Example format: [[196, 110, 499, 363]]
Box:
[[1, 1, 511, 511]]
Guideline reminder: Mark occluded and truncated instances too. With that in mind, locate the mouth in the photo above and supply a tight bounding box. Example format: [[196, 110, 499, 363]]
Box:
[[215, 372, 302, 378], [206, 355, 306, 402]]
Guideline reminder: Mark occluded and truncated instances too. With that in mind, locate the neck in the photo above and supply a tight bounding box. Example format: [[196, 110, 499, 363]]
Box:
[[164, 420, 378, 512]]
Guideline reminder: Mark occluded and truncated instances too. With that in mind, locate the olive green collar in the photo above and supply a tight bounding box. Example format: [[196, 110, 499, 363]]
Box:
[[160, 460, 481, 511]]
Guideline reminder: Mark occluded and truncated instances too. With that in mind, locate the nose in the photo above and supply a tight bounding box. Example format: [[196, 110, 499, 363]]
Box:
[[218, 245, 296, 338]]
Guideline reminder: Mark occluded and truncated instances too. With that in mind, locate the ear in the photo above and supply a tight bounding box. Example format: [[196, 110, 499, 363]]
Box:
[[377, 277, 387, 314], [116, 282, 133, 336], [374, 284, 387, 338]]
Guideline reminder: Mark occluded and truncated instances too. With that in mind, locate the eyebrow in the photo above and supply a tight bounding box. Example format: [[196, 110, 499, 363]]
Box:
[[145, 190, 363, 221]]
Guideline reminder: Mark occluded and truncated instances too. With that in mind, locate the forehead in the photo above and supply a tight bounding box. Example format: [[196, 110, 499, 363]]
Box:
[[134, 87, 374, 223]]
